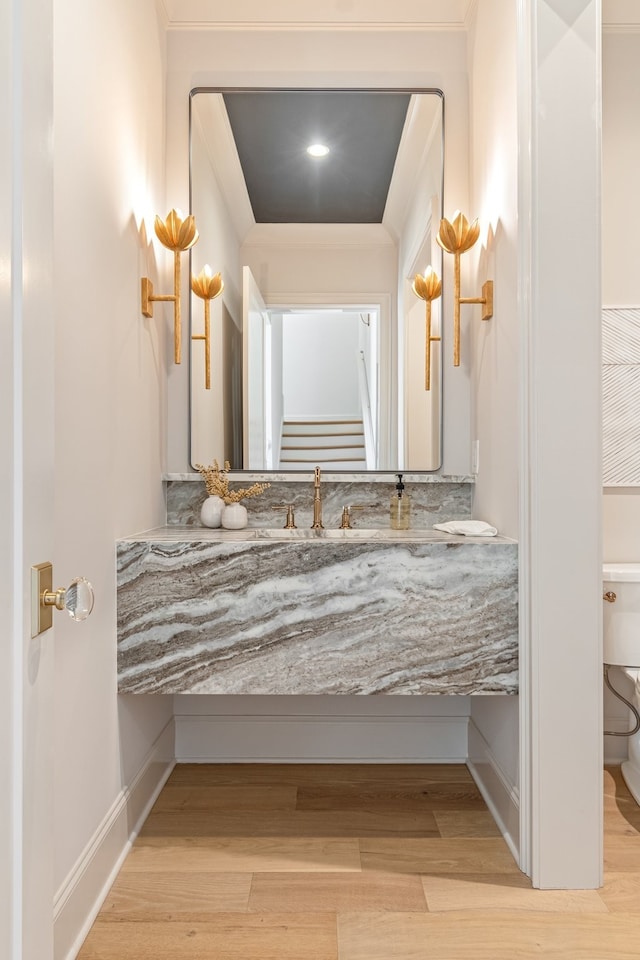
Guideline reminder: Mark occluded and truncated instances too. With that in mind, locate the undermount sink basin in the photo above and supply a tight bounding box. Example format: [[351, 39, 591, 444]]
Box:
[[194, 526, 454, 542], [258, 527, 449, 540], [119, 526, 512, 545]]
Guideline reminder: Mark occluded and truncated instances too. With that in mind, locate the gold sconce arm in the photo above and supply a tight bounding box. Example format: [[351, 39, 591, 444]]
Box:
[[141, 209, 199, 365], [191, 266, 224, 390], [436, 211, 493, 367], [412, 267, 442, 391]]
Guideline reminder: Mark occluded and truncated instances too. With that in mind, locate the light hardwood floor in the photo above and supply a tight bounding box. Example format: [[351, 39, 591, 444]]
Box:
[[77, 764, 640, 959]]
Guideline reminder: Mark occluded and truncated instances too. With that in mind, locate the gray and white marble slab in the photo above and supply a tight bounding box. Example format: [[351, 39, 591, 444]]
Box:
[[166, 477, 474, 528], [117, 537, 518, 697], [164, 472, 476, 483], [121, 525, 515, 545]]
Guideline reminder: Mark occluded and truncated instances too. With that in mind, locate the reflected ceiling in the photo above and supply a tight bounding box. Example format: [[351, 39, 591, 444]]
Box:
[[222, 91, 411, 224]]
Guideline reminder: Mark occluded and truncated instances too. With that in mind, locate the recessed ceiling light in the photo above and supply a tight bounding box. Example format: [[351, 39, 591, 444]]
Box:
[[307, 143, 330, 158]]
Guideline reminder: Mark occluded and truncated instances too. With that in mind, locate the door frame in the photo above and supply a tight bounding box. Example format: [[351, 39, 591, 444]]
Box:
[[267, 291, 392, 467], [1, 0, 56, 956]]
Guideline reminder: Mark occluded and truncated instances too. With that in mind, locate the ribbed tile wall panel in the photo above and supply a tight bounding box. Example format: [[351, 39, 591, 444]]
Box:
[[603, 307, 640, 485]]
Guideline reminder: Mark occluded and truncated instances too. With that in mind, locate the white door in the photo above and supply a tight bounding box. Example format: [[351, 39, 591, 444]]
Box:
[[1, 1, 56, 956], [242, 265, 269, 469]]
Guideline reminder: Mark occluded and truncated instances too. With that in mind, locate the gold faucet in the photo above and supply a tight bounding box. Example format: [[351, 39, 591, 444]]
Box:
[[311, 465, 323, 530], [339, 504, 364, 529]]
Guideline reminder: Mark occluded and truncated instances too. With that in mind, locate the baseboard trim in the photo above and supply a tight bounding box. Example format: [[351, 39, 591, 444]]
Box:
[[175, 714, 470, 763], [54, 718, 175, 960], [467, 718, 521, 865]]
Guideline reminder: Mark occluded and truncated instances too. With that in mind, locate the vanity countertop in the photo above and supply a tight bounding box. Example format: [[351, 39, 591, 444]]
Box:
[[119, 524, 516, 544]]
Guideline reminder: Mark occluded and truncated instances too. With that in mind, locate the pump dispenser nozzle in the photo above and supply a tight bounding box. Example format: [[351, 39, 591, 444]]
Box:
[[390, 473, 410, 530]]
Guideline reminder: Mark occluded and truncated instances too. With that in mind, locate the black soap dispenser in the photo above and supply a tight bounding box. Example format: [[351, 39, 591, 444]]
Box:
[[390, 473, 411, 530]]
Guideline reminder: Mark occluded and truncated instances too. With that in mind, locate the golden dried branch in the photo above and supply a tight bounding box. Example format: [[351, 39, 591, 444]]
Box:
[[222, 482, 271, 504], [195, 460, 270, 504]]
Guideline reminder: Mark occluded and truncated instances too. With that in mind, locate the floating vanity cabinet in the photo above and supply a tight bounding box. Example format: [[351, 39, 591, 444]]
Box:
[[116, 528, 518, 696]]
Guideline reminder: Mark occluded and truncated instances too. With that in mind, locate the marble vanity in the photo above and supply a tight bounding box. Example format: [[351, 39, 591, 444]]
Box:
[[117, 475, 518, 697]]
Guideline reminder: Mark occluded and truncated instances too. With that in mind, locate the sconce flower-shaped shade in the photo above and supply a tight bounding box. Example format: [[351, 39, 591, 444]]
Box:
[[412, 266, 442, 303], [191, 266, 224, 391], [191, 266, 224, 301], [435, 211, 493, 367], [141, 209, 200, 367], [411, 267, 442, 392], [154, 209, 199, 252], [436, 211, 480, 255]]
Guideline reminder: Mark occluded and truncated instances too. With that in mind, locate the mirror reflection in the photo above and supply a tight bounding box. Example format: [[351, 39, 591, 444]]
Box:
[[189, 88, 444, 472]]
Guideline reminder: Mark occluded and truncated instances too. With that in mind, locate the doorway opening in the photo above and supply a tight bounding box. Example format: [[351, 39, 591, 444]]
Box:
[[268, 306, 380, 470]]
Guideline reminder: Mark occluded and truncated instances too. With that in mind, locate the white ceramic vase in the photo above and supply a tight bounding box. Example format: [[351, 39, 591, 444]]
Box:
[[200, 495, 225, 528], [221, 502, 248, 529]]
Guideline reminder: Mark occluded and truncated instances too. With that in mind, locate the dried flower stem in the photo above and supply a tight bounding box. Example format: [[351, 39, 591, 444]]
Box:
[[195, 460, 270, 505]]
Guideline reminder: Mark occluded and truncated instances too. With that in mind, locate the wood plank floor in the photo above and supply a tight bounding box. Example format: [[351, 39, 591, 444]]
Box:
[[77, 764, 640, 959]]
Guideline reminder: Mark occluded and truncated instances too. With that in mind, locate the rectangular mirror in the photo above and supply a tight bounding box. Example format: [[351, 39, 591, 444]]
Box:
[[189, 88, 444, 472]]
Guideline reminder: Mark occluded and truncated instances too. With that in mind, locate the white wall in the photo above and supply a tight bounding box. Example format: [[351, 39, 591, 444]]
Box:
[[397, 109, 444, 471], [467, 0, 519, 539], [602, 29, 640, 755], [52, 1, 174, 955], [465, 0, 521, 857], [190, 100, 243, 467], [602, 31, 640, 309], [282, 312, 360, 417], [602, 31, 640, 563]]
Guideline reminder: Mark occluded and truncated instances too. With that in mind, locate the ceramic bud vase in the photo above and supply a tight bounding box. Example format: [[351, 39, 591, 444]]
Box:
[[221, 502, 248, 529], [200, 494, 225, 528]]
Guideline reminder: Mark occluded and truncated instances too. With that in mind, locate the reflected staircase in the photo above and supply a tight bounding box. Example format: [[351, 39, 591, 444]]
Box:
[[278, 417, 366, 469]]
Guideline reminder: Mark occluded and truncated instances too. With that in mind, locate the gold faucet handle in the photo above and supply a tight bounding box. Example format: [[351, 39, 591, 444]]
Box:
[[272, 504, 297, 529], [339, 504, 364, 529]]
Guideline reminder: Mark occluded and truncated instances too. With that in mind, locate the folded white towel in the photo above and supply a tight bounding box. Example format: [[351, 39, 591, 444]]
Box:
[[433, 520, 498, 537]]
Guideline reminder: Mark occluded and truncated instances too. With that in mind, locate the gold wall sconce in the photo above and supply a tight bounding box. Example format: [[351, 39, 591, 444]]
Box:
[[191, 266, 224, 390], [141, 209, 199, 365], [412, 267, 442, 391], [436, 211, 493, 366]]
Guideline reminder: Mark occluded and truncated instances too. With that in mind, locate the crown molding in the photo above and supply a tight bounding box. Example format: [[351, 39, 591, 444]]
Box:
[[603, 0, 640, 26], [164, 0, 473, 29], [241, 223, 395, 249], [602, 23, 640, 32], [156, 0, 170, 28], [165, 0, 640, 31], [463, 0, 480, 30], [168, 22, 469, 32]]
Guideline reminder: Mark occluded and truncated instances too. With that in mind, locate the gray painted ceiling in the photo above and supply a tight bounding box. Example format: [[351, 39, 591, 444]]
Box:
[[222, 91, 411, 224]]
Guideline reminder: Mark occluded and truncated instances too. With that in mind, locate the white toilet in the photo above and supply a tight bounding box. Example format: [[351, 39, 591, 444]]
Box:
[[603, 562, 640, 804]]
